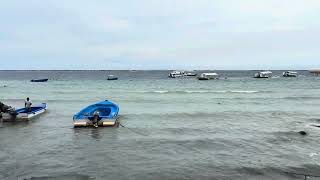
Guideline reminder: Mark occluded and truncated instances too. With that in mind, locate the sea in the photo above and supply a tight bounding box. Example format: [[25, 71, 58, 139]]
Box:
[[0, 70, 320, 180]]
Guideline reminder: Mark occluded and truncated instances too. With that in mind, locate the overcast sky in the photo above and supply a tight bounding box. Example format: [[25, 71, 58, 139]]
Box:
[[0, 0, 319, 70]]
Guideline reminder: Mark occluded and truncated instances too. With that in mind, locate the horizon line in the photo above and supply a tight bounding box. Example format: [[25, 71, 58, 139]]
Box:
[[0, 69, 317, 71]]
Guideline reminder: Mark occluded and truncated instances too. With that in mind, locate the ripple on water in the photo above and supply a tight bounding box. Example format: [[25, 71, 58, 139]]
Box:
[[23, 174, 94, 180]]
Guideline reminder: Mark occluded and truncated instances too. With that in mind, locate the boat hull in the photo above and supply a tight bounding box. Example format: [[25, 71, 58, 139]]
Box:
[[283, 75, 297, 77], [198, 73, 219, 80], [1, 103, 47, 122], [31, 79, 48, 82], [73, 118, 119, 127], [254, 71, 272, 78], [198, 77, 209, 80], [283, 71, 298, 77]]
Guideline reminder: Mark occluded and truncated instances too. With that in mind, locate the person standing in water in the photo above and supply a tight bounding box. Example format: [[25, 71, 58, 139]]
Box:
[[92, 111, 100, 128], [25, 97, 32, 112]]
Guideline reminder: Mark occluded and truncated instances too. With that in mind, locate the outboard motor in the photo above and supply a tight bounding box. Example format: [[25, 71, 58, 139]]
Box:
[[0, 101, 15, 114], [0, 101, 17, 120], [8, 107, 18, 117]]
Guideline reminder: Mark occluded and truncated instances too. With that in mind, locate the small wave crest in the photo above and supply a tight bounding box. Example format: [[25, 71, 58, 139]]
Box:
[[23, 174, 93, 180]]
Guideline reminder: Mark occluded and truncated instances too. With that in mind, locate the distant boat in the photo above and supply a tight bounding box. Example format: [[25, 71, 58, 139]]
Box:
[[30, 78, 48, 82], [107, 75, 118, 80], [1, 103, 47, 121], [253, 71, 272, 78], [198, 73, 219, 80], [168, 71, 183, 78], [183, 72, 197, 77], [283, 71, 298, 77], [309, 69, 320, 76], [73, 100, 119, 127]]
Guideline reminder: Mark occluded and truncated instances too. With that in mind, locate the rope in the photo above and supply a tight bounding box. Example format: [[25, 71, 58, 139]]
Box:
[[118, 122, 147, 136]]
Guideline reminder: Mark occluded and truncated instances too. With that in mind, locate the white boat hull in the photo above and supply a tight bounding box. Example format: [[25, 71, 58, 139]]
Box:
[[1, 108, 46, 122], [17, 109, 46, 120], [73, 118, 118, 127]]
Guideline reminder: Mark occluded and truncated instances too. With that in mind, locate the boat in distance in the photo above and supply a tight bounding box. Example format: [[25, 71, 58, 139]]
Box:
[[183, 71, 197, 76], [30, 78, 49, 82], [168, 71, 184, 78], [309, 69, 320, 76], [73, 100, 119, 127], [283, 71, 298, 77], [1, 103, 47, 121], [198, 73, 219, 80], [107, 75, 118, 80], [168, 71, 197, 78], [253, 71, 272, 78]]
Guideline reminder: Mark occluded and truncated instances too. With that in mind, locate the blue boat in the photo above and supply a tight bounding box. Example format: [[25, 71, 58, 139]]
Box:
[[31, 78, 48, 82], [73, 100, 119, 127], [1, 103, 47, 121]]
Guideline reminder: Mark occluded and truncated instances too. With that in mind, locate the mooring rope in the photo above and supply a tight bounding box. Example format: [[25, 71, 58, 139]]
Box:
[[118, 122, 147, 136]]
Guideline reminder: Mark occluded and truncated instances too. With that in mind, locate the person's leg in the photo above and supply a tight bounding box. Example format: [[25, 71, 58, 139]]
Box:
[[93, 115, 99, 127]]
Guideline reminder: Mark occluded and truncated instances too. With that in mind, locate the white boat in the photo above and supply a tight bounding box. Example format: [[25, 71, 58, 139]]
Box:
[[283, 71, 298, 77], [1, 103, 47, 121], [254, 71, 272, 78], [168, 71, 184, 78], [198, 73, 219, 80], [183, 72, 197, 76], [107, 75, 118, 80]]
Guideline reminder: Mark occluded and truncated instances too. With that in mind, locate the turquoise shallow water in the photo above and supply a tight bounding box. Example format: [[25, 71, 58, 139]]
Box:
[[0, 70, 320, 180]]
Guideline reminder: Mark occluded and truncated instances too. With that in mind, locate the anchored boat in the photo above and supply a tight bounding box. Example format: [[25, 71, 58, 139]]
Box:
[[168, 71, 197, 78], [283, 71, 298, 77], [1, 103, 47, 121], [168, 71, 184, 78], [107, 75, 118, 80], [253, 71, 272, 78], [183, 71, 197, 77], [73, 100, 119, 127], [198, 73, 219, 80], [31, 79, 48, 82]]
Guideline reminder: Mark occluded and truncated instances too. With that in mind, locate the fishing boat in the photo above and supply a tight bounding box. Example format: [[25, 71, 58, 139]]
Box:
[[107, 75, 118, 80], [1, 103, 47, 121], [198, 73, 219, 80], [30, 78, 48, 82], [253, 71, 272, 78], [283, 71, 298, 77], [73, 100, 119, 127]]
